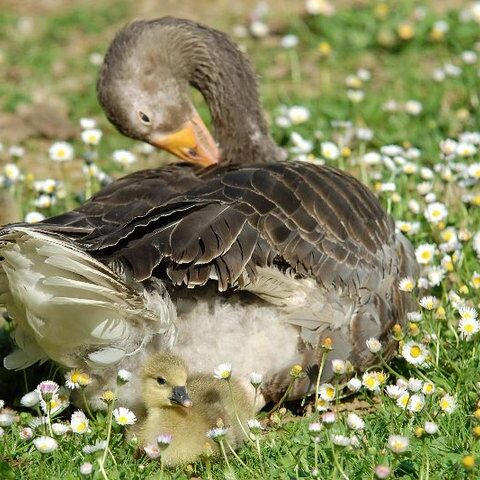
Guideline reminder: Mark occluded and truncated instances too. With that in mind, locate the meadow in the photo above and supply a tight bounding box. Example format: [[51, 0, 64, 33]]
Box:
[[1, 0, 480, 478]]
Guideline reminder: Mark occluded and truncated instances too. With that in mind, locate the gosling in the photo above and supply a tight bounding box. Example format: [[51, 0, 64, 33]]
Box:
[[136, 353, 252, 466]]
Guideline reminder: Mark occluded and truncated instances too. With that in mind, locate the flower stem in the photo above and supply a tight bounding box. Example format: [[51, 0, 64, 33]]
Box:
[[227, 380, 251, 442]]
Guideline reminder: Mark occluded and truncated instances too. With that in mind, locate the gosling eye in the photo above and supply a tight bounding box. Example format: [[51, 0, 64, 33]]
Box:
[[138, 110, 151, 125], [156, 377, 166, 386]]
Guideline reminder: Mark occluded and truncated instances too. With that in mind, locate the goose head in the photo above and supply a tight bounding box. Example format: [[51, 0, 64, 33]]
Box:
[[142, 352, 193, 409], [97, 17, 283, 165]]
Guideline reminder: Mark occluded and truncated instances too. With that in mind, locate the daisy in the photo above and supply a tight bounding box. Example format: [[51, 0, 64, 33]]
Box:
[[52, 423, 69, 436], [83, 440, 107, 454], [347, 377, 362, 392], [331, 359, 346, 374], [288, 106, 310, 124], [471, 272, 480, 289], [20, 391, 40, 408], [401, 341, 428, 365], [249, 372, 263, 388], [321, 412, 336, 424], [117, 369, 132, 383], [366, 337, 382, 353], [36, 381, 59, 402], [64, 369, 84, 390], [19, 427, 33, 440], [387, 435, 409, 453], [144, 444, 161, 459], [4, 163, 21, 182], [0, 413, 15, 427], [439, 394, 457, 414], [458, 317, 480, 340], [362, 371, 381, 392], [385, 385, 407, 399], [24, 212, 45, 223], [48, 142, 74, 162], [79, 463, 93, 476], [458, 306, 478, 321], [331, 434, 351, 446], [247, 419, 262, 434], [396, 392, 410, 409], [424, 421, 438, 434], [424, 202, 448, 223], [422, 381, 436, 395], [70, 410, 89, 434], [318, 383, 336, 401], [113, 407, 137, 426], [419, 296, 438, 310], [398, 277, 415, 292], [81, 128, 102, 146], [404, 100, 422, 115], [407, 394, 425, 413], [213, 363, 232, 380], [112, 149, 137, 167], [408, 377, 423, 392], [346, 412, 365, 431], [415, 244, 436, 264], [207, 427, 228, 441], [308, 422, 322, 435], [79, 118, 97, 130], [157, 433, 173, 449], [320, 142, 340, 160], [33, 436, 58, 454]]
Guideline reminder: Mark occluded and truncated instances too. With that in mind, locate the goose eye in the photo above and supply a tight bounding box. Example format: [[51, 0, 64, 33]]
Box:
[[156, 377, 166, 385], [138, 111, 151, 125]]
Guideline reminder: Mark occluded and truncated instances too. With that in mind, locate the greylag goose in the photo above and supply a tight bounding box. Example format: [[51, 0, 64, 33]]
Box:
[[0, 18, 417, 412]]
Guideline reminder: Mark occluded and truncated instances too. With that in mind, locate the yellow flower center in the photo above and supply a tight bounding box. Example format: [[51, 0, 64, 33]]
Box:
[[410, 346, 421, 358], [421, 251, 431, 260]]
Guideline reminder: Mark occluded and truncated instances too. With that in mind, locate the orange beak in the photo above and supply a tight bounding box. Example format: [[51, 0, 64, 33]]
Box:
[[150, 110, 220, 167]]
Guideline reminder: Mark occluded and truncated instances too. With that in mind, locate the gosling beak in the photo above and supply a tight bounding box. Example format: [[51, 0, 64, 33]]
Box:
[[170, 386, 193, 408], [150, 110, 220, 167]]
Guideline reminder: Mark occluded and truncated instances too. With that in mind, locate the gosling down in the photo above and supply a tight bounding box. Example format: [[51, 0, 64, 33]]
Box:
[[136, 353, 251, 466]]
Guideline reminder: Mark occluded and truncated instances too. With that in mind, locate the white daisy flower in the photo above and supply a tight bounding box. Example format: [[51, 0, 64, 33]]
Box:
[[347, 377, 362, 392], [80, 462, 93, 476], [315, 398, 330, 412], [52, 423, 69, 436], [70, 410, 89, 434], [385, 385, 407, 399], [424, 421, 438, 434], [117, 369, 132, 383], [113, 407, 136, 426], [33, 436, 58, 454], [456, 142, 477, 157], [401, 341, 428, 365], [419, 296, 438, 310], [19, 427, 33, 440], [407, 311, 423, 322], [112, 149, 137, 167], [288, 106, 310, 124], [407, 394, 425, 413], [331, 434, 351, 446], [4, 163, 21, 182], [404, 100, 423, 115], [247, 419, 263, 434], [249, 372, 263, 388], [64, 369, 83, 390], [79, 117, 97, 130], [346, 412, 365, 431], [398, 277, 415, 292], [48, 142, 74, 162], [83, 440, 107, 454], [290, 132, 313, 154], [439, 393, 457, 414], [388, 435, 409, 453], [0, 413, 15, 427], [362, 152, 381, 165], [458, 306, 478, 320], [396, 392, 410, 410], [347, 89, 365, 103], [81, 128, 102, 145], [320, 141, 340, 160], [415, 244, 436, 264], [407, 377, 423, 392], [424, 202, 448, 224], [458, 317, 480, 340], [213, 363, 232, 380], [207, 427, 229, 440], [331, 359, 346, 374], [427, 266, 446, 287], [20, 391, 40, 408], [318, 383, 336, 401], [144, 444, 161, 459], [422, 381, 436, 395], [366, 337, 382, 353], [24, 212, 45, 224]]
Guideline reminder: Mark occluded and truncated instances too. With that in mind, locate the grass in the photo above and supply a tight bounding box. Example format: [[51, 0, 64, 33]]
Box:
[[1, 0, 480, 478]]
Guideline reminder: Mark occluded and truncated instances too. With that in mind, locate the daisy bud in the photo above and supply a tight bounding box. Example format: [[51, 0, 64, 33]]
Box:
[[321, 337, 333, 350], [375, 464, 391, 479], [157, 433, 173, 450], [425, 421, 439, 435], [289, 364, 303, 378], [331, 359, 346, 374], [366, 337, 382, 353], [472, 426, 480, 438], [19, 427, 33, 440], [80, 462, 93, 476], [347, 377, 362, 392], [144, 444, 161, 459], [117, 369, 132, 385], [462, 455, 475, 470], [249, 372, 263, 388]]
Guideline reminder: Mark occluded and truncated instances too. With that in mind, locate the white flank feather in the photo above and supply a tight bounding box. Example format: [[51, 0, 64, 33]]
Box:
[[0, 227, 176, 369]]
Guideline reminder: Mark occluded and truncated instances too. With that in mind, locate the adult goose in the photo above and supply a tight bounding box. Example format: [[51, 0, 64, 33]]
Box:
[[0, 18, 417, 411]]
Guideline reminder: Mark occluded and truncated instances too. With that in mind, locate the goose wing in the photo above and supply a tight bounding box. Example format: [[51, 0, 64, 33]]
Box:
[[77, 162, 397, 292]]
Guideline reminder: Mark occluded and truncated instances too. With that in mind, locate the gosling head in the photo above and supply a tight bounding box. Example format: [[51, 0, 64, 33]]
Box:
[[142, 353, 193, 409]]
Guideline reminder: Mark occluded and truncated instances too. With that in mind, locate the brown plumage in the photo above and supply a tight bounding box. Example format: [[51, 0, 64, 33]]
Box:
[[0, 17, 418, 409]]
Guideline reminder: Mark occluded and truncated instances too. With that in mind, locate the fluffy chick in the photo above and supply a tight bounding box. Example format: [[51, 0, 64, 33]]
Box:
[[136, 352, 251, 466]]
